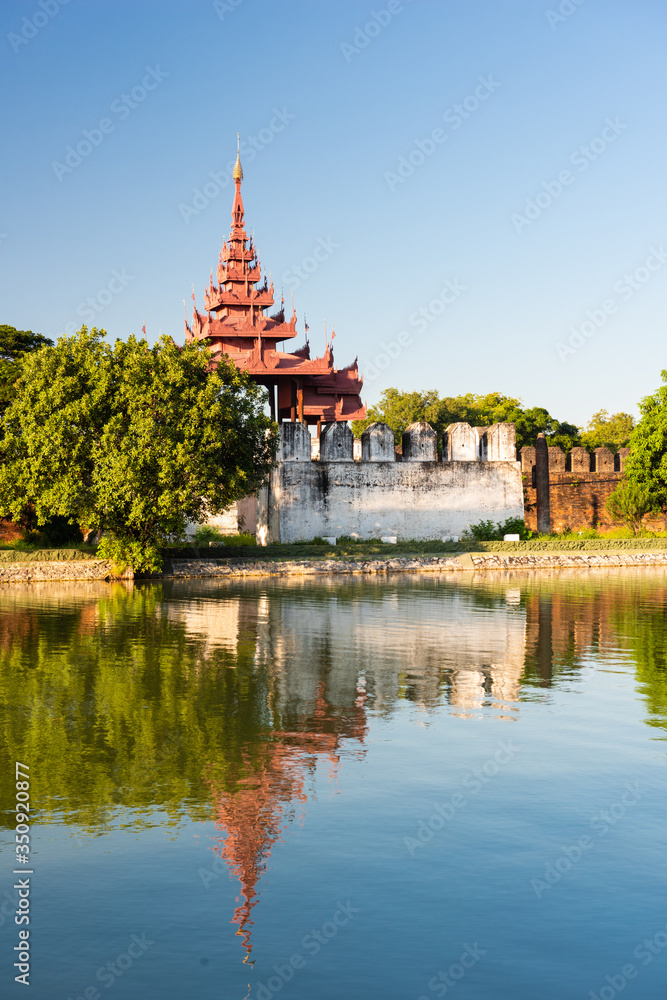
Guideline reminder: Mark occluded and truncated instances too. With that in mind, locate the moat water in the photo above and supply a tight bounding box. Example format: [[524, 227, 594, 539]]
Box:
[[1, 570, 667, 999]]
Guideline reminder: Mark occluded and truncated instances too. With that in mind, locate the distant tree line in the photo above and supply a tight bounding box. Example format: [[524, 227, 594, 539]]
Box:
[[352, 386, 635, 453]]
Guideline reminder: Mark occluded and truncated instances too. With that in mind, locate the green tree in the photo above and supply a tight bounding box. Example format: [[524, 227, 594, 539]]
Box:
[[606, 478, 653, 535], [0, 327, 276, 571], [0, 324, 53, 413], [618, 370, 667, 514], [352, 387, 440, 441], [581, 409, 635, 452]]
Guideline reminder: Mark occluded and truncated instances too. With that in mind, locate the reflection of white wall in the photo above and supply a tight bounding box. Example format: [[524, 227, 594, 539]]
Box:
[[168, 599, 240, 652], [253, 586, 527, 716], [166, 581, 527, 716]]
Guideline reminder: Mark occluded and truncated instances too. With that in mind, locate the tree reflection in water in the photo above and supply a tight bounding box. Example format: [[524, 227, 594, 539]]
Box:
[[2, 570, 667, 962]]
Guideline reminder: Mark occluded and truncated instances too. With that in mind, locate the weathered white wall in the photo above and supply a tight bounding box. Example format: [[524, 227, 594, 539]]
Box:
[[259, 459, 524, 543]]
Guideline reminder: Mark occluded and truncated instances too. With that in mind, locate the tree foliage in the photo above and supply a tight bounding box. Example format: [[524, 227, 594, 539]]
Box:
[[0, 324, 53, 413], [0, 327, 276, 570], [615, 370, 667, 515], [605, 479, 653, 535], [352, 388, 581, 451], [581, 409, 635, 453]]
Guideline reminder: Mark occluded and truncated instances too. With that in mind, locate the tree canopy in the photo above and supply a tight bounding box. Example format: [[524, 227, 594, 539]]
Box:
[[581, 409, 635, 453], [352, 388, 581, 451], [0, 323, 53, 413], [0, 327, 276, 570], [613, 370, 667, 515]]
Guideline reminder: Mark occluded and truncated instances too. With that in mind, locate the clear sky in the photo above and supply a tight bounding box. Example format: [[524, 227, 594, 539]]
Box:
[[2, 0, 666, 427]]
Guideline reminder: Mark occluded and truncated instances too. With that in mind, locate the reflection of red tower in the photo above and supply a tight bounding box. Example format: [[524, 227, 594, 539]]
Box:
[[185, 141, 366, 426], [207, 686, 367, 963]]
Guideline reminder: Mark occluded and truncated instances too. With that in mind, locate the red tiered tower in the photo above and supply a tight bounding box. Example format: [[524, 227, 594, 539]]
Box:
[[185, 143, 365, 426]]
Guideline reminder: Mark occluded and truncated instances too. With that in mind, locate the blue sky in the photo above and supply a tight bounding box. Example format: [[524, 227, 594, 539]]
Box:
[[1, 0, 666, 426]]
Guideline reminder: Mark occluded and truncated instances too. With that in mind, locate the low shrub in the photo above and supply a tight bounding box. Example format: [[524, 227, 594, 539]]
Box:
[[462, 516, 533, 542], [192, 526, 257, 547]]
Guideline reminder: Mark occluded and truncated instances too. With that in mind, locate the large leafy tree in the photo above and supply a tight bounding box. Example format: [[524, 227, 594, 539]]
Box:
[[353, 387, 581, 451], [581, 409, 635, 452], [609, 370, 667, 517], [0, 327, 276, 570], [0, 324, 53, 413]]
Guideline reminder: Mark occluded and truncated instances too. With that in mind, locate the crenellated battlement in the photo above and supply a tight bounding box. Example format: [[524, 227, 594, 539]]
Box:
[[281, 420, 518, 465], [520, 443, 631, 483], [519, 439, 665, 534]]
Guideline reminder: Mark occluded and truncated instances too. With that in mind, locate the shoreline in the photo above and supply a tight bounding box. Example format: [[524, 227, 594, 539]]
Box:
[[2, 548, 667, 584]]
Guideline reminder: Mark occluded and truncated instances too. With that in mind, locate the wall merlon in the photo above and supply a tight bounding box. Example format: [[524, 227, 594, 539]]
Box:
[[568, 447, 592, 473], [320, 421, 354, 462], [280, 421, 312, 462], [361, 422, 396, 462], [484, 423, 517, 462], [617, 447, 631, 472], [402, 422, 437, 462], [547, 446, 566, 472], [443, 422, 479, 462], [520, 446, 536, 477], [593, 447, 615, 473]]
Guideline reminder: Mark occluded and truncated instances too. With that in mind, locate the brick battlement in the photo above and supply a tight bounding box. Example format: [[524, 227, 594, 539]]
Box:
[[521, 442, 666, 534], [520, 445, 631, 481]]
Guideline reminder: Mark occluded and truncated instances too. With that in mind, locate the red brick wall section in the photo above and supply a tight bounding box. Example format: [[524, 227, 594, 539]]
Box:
[[521, 446, 667, 533]]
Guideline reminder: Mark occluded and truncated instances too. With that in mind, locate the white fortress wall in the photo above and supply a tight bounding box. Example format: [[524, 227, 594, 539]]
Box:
[[257, 421, 523, 544]]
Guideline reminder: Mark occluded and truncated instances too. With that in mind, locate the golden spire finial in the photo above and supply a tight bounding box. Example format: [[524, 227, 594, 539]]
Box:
[[233, 132, 243, 181]]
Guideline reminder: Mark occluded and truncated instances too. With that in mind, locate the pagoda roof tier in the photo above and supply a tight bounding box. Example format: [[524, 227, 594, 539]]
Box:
[[183, 147, 365, 425], [220, 241, 256, 263], [216, 262, 262, 284], [204, 286, 275, 312], [188, 310, 298, 343], [209, 346, 335, 377]]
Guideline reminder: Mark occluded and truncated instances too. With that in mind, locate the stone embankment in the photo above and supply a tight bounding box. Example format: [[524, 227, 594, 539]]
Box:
[[2, 550, 667, 584], [163, 550, 667, 578], [0, 559, 117, 583]]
